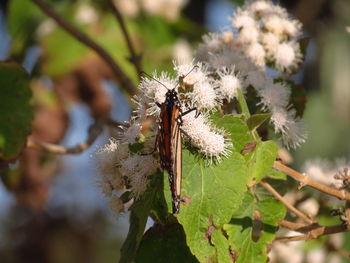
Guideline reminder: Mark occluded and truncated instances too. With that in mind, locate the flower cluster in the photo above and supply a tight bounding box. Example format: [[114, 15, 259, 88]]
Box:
[[195, 0, 307, 149], [95, 0, 309, 211]]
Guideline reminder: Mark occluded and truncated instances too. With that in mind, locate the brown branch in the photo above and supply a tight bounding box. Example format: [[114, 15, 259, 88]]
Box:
[[276, 224, 349, 242], [278, 220, 308, 232], [27, 118, 106, 154], [278, 220, 323, 233], [274, 161, 350, 201], [108, 0, 143, 78], [31, 0, 137, 95], [260, 181, 315, 224]]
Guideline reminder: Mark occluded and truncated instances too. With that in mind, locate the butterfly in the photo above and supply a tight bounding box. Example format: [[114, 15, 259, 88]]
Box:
[[142, 69, 197, 214]]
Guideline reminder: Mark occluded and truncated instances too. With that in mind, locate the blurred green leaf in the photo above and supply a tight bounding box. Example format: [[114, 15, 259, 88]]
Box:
[[0, 61, 33, 160]]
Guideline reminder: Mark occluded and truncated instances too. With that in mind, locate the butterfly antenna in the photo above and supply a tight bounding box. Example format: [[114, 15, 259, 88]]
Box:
[[141, 71, 169, 90]]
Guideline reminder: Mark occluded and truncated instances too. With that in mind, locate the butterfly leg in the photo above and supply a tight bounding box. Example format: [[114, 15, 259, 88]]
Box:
[[141, 133, 159, 156]]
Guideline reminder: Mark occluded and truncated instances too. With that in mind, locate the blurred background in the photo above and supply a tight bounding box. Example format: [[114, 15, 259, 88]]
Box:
[[0, 0, 349, 262]]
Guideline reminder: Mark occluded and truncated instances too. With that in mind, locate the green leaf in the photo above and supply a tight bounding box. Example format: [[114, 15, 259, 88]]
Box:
[[247, 113, 271, 131], [212, 114, 254, 153], [211, 229, 233, 263], [224, 192, 286, 263], [236, 88, 251, 119], [119, 171, 163, 263], [0, 62, 33, 160], [177, 150, 248, 262], [266, 168, 287, 180], [245, 141, 278, 185], [135, 223, 199, 263]]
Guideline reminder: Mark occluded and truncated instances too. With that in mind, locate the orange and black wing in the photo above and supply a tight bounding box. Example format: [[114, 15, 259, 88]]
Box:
[[158, 103, 182, 214], [170, 105, 182, 214]]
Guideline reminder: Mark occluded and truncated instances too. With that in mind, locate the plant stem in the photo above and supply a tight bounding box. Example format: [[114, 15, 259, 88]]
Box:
[[236, 89, 250, 119], [275, 224, 349, 242], [274, 161, 350, 201], [108, 0, 143, 78], [31, 0, 137, 95], [236, 89, 259, 140], [260, 181, 315, 224], [27, 118, 106, 154]]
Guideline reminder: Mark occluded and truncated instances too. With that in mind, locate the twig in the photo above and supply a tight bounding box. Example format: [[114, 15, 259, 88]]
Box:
[[276, 224, 349, 242], [278, 220, 323, 233], [278, 220, 308, 232], [27, 118, 106, 154], [108, 0, 142, 78], [274, 161, 350, 201], [31, 0, 137, 95], [260, 181, 315, 224]]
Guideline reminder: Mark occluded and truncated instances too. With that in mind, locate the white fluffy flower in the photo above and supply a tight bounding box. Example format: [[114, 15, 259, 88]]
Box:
[[281, 117, 307, 149], [119, 122, 142, 144], [263, 14, 285, 35], [270, 107, 293, 133], [174, 61, 207, 87], [181, 110, 232, 161], [129, 172, 150, 198], [217, 68, 242, 100], [273, 41, 302, 73], [261, 32, 280, 56], [119, 154, 158, 197], [131, 96, 145, 120], [270, 107, 307, 149], [244, 42, 266, 67], [257, 81, 291, 110], [139, 72, 177, 115], [221, 31, 234, 44], [202, 33, 222, 53], [282, 19, 302, 37], [191, 81, 219, 110], [238, 26, 260, 44], [245, 68, 269, 90], [94, 138, 122, 175], [232, 10, 256, 29], [208, 47, 237, 69], [248, 0, 273, 16]]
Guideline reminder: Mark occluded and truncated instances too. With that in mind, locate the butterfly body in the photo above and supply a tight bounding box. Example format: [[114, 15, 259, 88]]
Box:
[[158, 89, 183, 214]]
